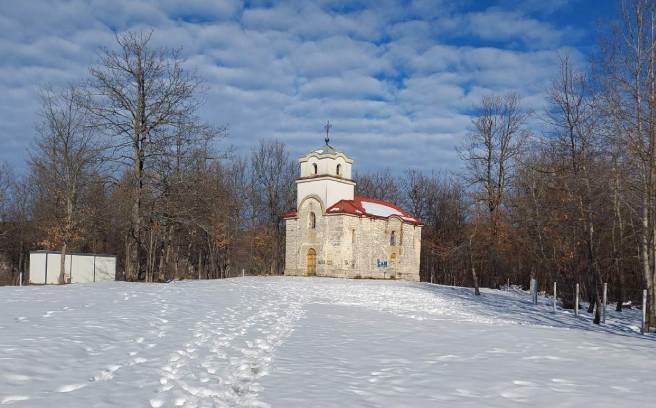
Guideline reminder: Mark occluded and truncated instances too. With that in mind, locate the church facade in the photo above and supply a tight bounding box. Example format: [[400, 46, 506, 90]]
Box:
[[283, 141, 422, 281]]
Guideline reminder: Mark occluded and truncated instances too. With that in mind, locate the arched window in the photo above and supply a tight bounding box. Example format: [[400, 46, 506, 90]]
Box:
[[313, 163, 318, 175], [309, 212, 316, 229], [336, 164, 341, 176], [390, 231, 396, 246]]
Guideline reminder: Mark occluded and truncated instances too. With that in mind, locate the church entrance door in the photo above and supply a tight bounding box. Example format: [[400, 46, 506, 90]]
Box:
[[306, 248, 317, 276]]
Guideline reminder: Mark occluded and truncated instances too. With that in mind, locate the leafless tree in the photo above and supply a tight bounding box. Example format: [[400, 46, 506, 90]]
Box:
[[84, 30, 215, 281], [354, 169, 403, 203], [545, 56, 605, 323], [0, 162, 10, 224], [250, 140, 296, 275], [460, 93, 529, 290], [600, 0, 656, 327], [30, 86, 100, 284]]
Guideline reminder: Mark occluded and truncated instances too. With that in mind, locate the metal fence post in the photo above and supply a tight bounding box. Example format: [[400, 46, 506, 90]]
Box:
[[553, 282, 557, 313], [242, 268, 245, 278], [575, 283, 579, 317], [642, 289, 647, 335], [602, 282, 607, 324], [19, 272, 23, 287]]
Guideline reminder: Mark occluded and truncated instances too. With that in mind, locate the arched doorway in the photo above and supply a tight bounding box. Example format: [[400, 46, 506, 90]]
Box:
[[306, 248, 317, 276]]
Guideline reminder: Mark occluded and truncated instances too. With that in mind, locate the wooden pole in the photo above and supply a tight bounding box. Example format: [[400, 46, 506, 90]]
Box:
[[553, 282, 557, 313], [642, 289, 647, 334], [530, 278, 538, 305], [575, 283, 579, 317], [602, 282, 607, 324]]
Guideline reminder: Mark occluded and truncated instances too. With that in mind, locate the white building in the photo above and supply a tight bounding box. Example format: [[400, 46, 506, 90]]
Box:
[[29, 251, 116, 284], [283, 140, 422, 281]]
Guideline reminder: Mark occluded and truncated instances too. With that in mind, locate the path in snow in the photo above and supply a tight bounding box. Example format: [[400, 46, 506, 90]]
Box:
[[0, 277, 654, 407]]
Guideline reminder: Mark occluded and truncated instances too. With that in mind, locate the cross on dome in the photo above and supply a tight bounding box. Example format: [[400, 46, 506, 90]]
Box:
[[324, 120, 332, 145]]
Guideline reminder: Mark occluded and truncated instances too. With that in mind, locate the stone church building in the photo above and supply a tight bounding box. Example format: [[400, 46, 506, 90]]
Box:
[[283, 139, 422, 281]]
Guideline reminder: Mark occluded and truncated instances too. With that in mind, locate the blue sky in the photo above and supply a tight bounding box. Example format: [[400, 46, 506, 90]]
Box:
[[0, 0, 616, 174]]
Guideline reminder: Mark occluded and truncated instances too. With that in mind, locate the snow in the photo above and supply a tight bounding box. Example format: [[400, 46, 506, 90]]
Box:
[[1, 277, 655, 407], [360, 201, 403, 218]]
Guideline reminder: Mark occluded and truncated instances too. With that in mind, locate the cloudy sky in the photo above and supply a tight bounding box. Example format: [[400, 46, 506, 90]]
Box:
[[0, 0, 615, 174]]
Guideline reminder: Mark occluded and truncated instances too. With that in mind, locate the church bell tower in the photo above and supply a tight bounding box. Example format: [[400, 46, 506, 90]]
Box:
[[296, 121, 355, 211]]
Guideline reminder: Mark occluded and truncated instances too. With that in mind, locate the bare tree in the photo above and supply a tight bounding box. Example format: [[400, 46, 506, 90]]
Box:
[[0, 162, 10, 225], [85, 30, 213, 281], [354, 169, 403, 203], [545, 56, 604, 323], [600, 0, 656, 327], [460, 93, 529, 290], [250, 140, 296, 275], [30, 86, 100, 284]]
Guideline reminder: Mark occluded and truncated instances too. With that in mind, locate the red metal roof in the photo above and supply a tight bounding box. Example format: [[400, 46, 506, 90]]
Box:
[[282, 195, 423, 225], [282, 209, 297, 219]]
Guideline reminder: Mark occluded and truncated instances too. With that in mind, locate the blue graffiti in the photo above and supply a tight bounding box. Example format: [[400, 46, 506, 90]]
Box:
[[376, 259, 388, 268]]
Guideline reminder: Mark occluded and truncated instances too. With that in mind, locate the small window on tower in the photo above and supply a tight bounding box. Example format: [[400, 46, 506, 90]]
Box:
[[313, 163, 318, 175], [336, 164, 341, 176], [309, 212, 316, 229], [390, 231, 396, 246]]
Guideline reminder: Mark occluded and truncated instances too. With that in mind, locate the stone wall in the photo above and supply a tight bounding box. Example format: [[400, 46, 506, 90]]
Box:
[[284, 198, 422, 281]]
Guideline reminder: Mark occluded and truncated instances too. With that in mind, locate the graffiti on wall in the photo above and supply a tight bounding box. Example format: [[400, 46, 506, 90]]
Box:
[[376, 259, 388, 268]]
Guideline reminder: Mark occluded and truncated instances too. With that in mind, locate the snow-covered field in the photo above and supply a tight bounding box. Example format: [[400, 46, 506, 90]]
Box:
[[1, 277, 655, 407]]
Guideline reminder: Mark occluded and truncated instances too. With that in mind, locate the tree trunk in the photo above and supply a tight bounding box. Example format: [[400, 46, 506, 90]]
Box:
[[469, 239, 480, 296], [58, 242, 67, 285]]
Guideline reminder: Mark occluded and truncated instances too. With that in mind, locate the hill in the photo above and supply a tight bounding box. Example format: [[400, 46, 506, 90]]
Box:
[[0, 277, 654, 407]]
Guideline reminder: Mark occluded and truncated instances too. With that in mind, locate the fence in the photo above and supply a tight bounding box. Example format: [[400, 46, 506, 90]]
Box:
[[547, 281, 651, 335]]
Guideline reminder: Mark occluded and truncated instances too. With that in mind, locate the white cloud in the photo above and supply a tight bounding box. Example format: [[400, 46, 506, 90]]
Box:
[[0, 0, 588, 175]]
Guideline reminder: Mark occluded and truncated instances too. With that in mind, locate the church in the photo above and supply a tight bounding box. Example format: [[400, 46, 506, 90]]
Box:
[[283, 133, 423, 281]]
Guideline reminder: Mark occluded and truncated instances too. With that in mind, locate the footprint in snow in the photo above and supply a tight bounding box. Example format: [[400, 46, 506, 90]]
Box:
[[149, 398, 164, 408], [0, 395, 30, 405], [91, 365, 122, 382], [57, 383, 87, 393]]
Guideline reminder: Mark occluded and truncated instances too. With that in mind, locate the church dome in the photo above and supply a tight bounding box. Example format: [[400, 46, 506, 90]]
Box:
[[309, 144, 348, 157]]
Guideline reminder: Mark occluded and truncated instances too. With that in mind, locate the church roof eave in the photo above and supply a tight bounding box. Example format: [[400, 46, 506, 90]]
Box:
[[325, 196, 423, 226]]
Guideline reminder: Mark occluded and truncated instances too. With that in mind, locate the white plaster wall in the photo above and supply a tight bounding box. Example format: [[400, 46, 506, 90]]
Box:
[[297, 177, 354, 209], [300, 155, 352, 179]]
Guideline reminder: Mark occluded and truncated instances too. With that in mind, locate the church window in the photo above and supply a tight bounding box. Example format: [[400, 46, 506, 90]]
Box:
[[390, 231, 396, 246], [313, 163, 318, 175], [336, 164, 341, 176], [309, 212, 316, 229]]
